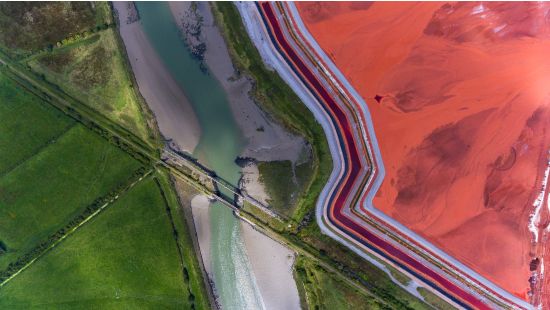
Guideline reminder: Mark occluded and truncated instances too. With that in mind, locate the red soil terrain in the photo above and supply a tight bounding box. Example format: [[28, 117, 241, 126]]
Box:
[[297, 2, 550, 302]]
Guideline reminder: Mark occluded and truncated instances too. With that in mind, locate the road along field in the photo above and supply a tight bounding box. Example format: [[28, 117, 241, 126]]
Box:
[[295, 2, 550, 307], [238, 2, 544, 309]]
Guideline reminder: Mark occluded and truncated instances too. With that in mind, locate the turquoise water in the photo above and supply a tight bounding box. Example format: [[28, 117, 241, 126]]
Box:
[[136, 2, 264, 309]]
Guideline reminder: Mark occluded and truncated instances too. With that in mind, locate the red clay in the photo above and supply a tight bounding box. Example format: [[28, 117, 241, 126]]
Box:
[[297, 1, 550, 301]]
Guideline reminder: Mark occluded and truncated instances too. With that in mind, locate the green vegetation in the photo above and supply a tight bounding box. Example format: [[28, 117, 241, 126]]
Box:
[[212, 3, 332, 223], [0, 3, 209, 308], [258, 159, 316, 217], [155, 171, 211, 310], [0, 124, 143, 271], [296, 223, 428, 309], [0, 177, 202, 309], [0, 73, 75, 174], [294, 256, 388, 310], [417, 287, 456, 310], [28, 28, 152, 143], [258, 160, 294, 215], [0, 2, 110, 57]]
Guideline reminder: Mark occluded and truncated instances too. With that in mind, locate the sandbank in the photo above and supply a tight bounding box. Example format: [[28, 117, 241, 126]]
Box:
[[190, 194, 213, 277], [114, 1, 201, 154], [240, 221, 301, 310], [169, 2, 305, 163]]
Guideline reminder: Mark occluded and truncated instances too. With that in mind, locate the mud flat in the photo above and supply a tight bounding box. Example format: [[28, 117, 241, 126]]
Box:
[[297, 2, 550, 301], [113, 1, 200, 153], [240, 222, 301, 310], [169, 2, 305, 164], [240, 163, 270, 206]]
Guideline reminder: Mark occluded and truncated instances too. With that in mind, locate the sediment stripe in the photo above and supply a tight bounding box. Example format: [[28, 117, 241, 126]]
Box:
[[255, 2, 531, 309]]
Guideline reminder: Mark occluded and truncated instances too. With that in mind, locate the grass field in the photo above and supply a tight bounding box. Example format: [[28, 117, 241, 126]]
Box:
[[0, 2, 110, 57], [294, 256, 389, 310], [28, 28, 151, 143], [0, 177, 200, 309], [0, 124, 143, 270], [0, 73, 75, 175]]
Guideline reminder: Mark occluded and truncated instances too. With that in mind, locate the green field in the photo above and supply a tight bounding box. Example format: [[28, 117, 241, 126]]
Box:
[[0, 177, 201, 309], [0, 73, 75, 174], [0, 123, 143, 270], [155, 172, 210, 310], [28, 28, 152, 143]]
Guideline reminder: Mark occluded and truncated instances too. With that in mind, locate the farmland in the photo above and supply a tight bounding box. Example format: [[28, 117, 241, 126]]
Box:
[[0, 72, 75, 174], [0, 69, 144, 272], [0, 2, 212, 309], [0, 176, 205, 309], [0, 123, 143, 270]]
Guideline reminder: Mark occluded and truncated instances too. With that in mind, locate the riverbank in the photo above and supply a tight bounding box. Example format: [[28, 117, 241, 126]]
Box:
[[113, 2, 201, 154], [190, 191, 301, 310], [169, 2, 306, 164]]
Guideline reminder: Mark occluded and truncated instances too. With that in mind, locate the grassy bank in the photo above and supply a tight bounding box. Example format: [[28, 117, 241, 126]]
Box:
[[294, 256, 389, 310], [257, 159, 316, 218], [27, 27, 152, 144], [0, 2, 109, 58], [212, 2, 332, 223], [0, 177, 198, 309], [155, 171, 211, 310]]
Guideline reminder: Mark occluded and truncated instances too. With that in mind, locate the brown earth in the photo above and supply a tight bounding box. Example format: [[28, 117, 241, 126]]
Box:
[[297, 1, 550, 300]]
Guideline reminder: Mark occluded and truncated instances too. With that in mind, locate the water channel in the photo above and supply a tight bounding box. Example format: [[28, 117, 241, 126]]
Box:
[[135, 2, 264, 309]]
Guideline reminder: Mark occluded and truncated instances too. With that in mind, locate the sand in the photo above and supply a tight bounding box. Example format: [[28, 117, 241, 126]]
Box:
[[169, 2, 306, 163], [190, 195, 213, 277], [297, 2, 550, 301], [240, 221, 301, 310], [191, 193, 301, 310], [113, 2, 201, 154]]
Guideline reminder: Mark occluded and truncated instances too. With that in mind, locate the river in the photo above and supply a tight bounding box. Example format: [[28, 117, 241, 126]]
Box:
[[135, 2, 265, 309]]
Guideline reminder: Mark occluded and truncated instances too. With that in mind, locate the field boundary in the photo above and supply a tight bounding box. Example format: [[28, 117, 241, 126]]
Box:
[[0, 122, 76, 178], [0, 168, 152, 287]]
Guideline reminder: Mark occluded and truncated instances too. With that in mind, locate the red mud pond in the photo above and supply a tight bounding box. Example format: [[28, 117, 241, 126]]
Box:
[[297, 2, 550, 303]]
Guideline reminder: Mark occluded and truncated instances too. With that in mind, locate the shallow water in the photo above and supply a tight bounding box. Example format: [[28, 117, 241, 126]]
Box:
[[135, 2, 264, 309]]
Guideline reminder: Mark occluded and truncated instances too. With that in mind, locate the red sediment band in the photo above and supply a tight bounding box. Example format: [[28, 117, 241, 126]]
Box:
[[278, 2, 517, 304], [258, 2, 495, 309]]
